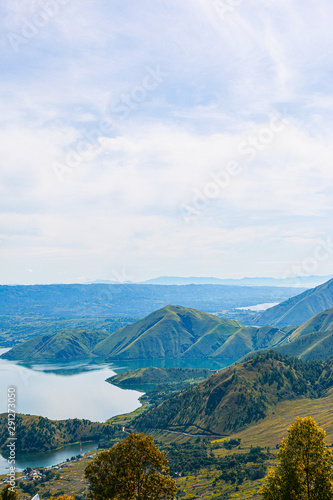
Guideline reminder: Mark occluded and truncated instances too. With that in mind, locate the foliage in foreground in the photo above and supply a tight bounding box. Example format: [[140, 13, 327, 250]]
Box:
[[0, 486, 17, 500], [85, 432, 177, 500], [47, 496, 75, 500], [261, 416, 333, 499]]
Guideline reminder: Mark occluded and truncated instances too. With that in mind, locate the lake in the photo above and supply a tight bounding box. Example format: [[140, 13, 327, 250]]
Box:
[[0, 349, 230, 474], [0, 441, 98, 474], [0, 351, 144, 474], [0, 351, 143, 421], [0, 351, 233, 473], [236, 302, 279, 311]]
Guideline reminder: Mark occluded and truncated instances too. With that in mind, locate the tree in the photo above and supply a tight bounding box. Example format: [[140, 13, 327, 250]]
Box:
[[261, 416, 333, 499], [85, 432, 177, 500], [0, 486, 17, 500]]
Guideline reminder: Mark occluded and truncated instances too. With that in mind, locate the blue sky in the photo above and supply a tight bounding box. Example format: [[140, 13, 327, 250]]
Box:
[[1, 0, 333, 284]]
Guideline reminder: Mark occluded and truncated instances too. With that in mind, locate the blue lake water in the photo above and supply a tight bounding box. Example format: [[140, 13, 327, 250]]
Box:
[[0, 353, 143, 421], [0, 351, 144, 473], [0, 441, 98, 474], [0, 350, 233, 473], [236, 301, 279, 311]]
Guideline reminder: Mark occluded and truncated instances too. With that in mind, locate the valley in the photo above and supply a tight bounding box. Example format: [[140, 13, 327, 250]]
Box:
[[2, 278, 333, 499], [0, 282, 304, 323], [3, 351, 333, 500]]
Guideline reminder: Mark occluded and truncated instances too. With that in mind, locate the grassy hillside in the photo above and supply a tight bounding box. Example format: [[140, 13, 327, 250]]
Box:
[[235, 388, 333, 449], [0, 413, 122, 454], [276, 329, 333, 361], [6, 304, 333, 362], [269, 308, 333, 361], [93, 305, 243, 360], [254, 278, 333, 326], [211, 325, 288, 359], [2, 329, 108, 361], [290, 307, 333, 338], [134, 352, 332, 436], [1, 306, 243, 361]]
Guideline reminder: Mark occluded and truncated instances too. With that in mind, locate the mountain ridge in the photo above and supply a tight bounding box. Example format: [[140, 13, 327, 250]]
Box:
[[253, 278, 333, 327], [2, 305, 244, 361], [134, 351, 333, 436], [5, 302, 333, 363], [140, 275, 332, 287]]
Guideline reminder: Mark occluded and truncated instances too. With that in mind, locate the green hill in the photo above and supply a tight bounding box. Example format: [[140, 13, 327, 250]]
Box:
[[1, 306, 243, 361], [211, 325, 288, 359], [269, 308, 333, 361], [92, 305, 243, 360], [6, 304, 333, 363], [276, 329, 333, 361], [290, 307, 333, 338], [254, 278, 333, 327], [0, 413, 121, 454], [134, 351, 332, 436], [108, 366, 214, 387], [1, 329, 108, 361]]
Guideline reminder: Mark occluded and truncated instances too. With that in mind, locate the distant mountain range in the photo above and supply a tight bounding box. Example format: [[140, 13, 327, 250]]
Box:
[[140, 275, 333, 287], [0, 283, 304, 320], [253, 278, 333, 327]]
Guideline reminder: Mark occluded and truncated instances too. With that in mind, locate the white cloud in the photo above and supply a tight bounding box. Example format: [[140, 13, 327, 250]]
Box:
[[1, 0, 333, 283]]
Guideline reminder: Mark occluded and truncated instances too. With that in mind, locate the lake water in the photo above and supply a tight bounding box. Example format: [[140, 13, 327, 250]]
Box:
[[0, 351, 145, 474], [236, 302, 279, 311], [0, 351, 233, 473], [0, 441, 98, 474], [0, 352, 143, 421]]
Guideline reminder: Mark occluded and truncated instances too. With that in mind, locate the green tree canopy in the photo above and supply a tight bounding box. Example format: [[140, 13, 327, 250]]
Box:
[[85, 432, 177, 500], [0, 486, 17, 500], [261, 416, 333, 499]]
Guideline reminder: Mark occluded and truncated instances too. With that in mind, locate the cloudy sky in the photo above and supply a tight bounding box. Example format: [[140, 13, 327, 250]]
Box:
[[1, 0, 333, 284]]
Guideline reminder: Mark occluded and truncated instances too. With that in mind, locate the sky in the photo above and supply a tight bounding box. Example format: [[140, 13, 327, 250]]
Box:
[[1, 0, 333, 284]]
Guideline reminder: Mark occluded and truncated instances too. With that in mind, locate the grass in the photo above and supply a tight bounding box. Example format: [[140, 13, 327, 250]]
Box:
[[107, 405, 148, 426], [233, 389, 333, 449], [176, 466, 266, 500]]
